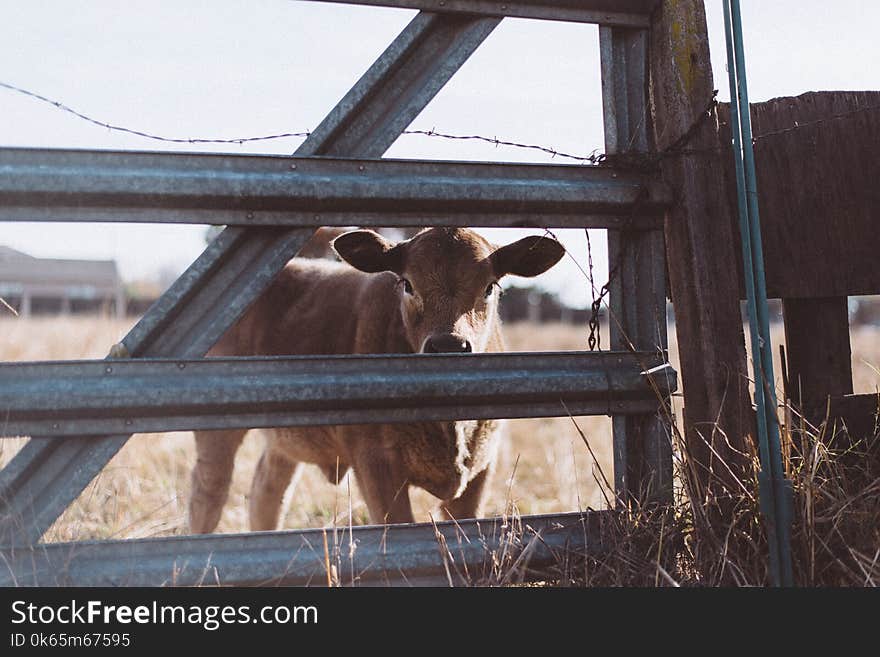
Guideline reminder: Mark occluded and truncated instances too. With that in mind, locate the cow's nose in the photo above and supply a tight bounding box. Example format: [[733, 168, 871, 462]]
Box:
[[423, 334, 472, 354]]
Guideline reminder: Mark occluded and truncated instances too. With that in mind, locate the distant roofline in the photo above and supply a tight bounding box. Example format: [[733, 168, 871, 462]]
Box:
[[0, 245, 121, 290], [0, 245, 118, 267], [0, 245, 35, 260]]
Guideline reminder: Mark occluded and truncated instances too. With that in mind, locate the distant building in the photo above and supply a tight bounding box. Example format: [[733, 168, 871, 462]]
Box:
[[0, 246, 124, 317]]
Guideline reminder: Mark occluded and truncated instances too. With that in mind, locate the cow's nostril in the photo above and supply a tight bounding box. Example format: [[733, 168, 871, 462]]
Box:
[[423, 334, 472, 354]]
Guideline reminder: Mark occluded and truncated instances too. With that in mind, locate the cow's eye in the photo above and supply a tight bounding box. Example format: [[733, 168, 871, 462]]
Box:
[[485, 282, 497, 298], [399, 278, 414, 295]]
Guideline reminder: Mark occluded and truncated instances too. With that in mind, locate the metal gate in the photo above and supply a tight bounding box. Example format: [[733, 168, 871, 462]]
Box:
[[0, 0, 674, 586]]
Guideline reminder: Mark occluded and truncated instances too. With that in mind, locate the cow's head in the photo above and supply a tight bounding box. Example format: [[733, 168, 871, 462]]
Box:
[[333, 228, 565, 354]]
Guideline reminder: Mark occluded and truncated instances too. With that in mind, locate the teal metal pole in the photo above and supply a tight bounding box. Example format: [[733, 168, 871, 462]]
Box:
[[722, 0, 793, 586]]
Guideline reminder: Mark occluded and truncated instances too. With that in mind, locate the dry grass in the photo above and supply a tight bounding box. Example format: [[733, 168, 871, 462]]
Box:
[[1, 315, 878, 587], [539, 412, 880, 587]]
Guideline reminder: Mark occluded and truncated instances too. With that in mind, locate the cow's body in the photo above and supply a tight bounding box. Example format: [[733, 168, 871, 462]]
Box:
[[188, 228, 563, 532]]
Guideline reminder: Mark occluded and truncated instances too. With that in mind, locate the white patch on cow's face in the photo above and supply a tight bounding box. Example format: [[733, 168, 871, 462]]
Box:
[[395, 270, 500, 354], [388, 229, 501, 355]]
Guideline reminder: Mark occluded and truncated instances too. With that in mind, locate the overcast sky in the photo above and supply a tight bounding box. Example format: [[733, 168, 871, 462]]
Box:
[[1, 1, 877, 307]]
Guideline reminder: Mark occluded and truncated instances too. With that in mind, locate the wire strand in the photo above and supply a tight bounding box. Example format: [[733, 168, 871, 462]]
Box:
[[402, 129, 604, 163], [0, 81, 312, 145], [4, 81, 879, 164], [0, 80, 606, 160]]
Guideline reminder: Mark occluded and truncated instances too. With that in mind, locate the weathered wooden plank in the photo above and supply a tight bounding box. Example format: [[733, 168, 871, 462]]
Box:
[[717, 92, 880, 298], [649, 0, 753, 484], [782, 296, 853, 426]]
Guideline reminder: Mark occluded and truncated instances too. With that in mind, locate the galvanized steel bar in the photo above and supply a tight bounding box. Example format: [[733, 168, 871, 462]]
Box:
[[304, 0, 656, 28], [599, 25, 672, 503], [0, 511, 602, 587], [0, 11, 500, 546], [0, 149, 670, 229], [0, 352, 675, 438], [723, 0, 792, 587]]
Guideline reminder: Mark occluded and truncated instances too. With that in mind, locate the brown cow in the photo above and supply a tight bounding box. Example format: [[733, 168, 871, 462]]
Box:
[[188, 227, 564, 532]]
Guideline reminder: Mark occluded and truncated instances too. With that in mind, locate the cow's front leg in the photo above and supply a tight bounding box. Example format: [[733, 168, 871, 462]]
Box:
[[189, 429, 247, 534], [353, 444, 414, 525], [249, 444, 300, 531], [441, 464, 493, 521]]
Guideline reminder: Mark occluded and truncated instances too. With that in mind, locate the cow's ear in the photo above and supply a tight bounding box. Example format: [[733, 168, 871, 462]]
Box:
[[490, 236, 565, 278], [332, 230, 403, 274]]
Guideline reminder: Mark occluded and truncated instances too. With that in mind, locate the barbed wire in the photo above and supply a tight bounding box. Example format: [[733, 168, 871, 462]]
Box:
[[0, 82, 313, 145], [0, 80, 601, 160], [402, 129, 604, 163], [4, 81, 879, 166]]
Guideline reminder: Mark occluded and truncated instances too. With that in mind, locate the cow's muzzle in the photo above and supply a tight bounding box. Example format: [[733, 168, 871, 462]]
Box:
[[422, 334, 473, 354]]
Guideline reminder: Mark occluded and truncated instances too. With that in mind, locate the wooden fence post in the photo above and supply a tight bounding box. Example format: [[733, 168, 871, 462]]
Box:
[[783, 297, 853, 425], [649, 0, 753, 488]]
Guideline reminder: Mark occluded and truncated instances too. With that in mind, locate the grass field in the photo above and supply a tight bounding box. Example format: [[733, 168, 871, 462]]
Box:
[[1, 315, 878, 545]]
